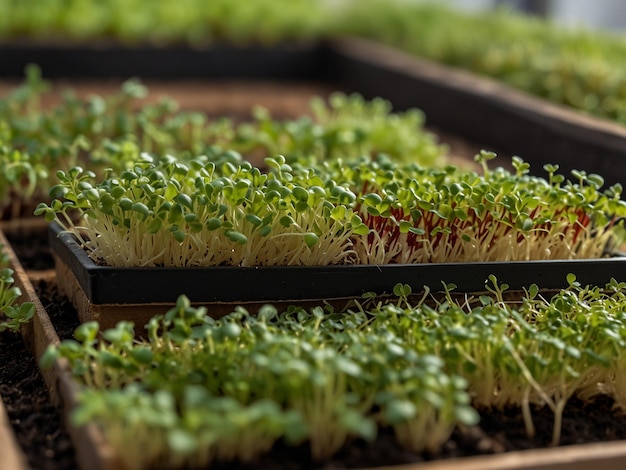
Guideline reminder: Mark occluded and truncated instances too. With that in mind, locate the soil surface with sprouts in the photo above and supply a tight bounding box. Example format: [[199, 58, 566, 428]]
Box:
[[5, 283, 626, 470], [3, 230, 626, 469], [3, 226, 54, 271]]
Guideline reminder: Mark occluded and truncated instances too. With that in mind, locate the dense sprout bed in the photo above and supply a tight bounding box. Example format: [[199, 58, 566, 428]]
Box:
[[45, 278, 626, 469], [0, 73, 444, 219], [38, 150, 626, 267]]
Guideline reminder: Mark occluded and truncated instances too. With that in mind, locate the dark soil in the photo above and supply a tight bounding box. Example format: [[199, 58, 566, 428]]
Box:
[[0, 329, 77, 470], [34, 279, 81, 341], [3, 225, 54, 271]]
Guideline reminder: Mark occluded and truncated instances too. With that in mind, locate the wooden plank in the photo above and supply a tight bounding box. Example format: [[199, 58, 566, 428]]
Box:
[[377, 440, 626, 470], [0, 398, 30, 470]]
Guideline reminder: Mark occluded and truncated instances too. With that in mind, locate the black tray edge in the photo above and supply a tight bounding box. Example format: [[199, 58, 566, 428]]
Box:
[[48, 223, 626, 305], [0, 40, 335, 81]]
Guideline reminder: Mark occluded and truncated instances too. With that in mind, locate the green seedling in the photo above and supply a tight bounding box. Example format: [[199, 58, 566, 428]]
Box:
[[0, 244, 35, 333]]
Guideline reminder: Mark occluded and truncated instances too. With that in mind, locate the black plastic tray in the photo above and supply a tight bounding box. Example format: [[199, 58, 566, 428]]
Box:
[[0, 41, 334, 80], [49, 223, 626, 305]]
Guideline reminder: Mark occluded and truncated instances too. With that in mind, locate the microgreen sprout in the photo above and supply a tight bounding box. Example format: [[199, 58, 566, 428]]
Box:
[[0, 71, 225, 218], [46, 277, 626, 465], [0, 244, 35, 333], [0, 0, 333, 45], [342, 1, 626, 126], [4, 1, 626, 126]]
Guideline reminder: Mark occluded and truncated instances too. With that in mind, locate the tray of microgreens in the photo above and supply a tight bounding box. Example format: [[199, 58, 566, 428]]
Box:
[[1, 70, 443, 220], [0, 242, 35, 333], [38, 147, 626, 305], [41, 274, 626, 469]]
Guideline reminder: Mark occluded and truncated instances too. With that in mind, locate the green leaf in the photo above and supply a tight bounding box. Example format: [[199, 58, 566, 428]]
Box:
[[449, 183, 463, 195], [99, 351, 125, 369], [165, 182, 179, 200], [130, 347, 153, 365], [330, 206, 346, 221], [587, 174, 604, 188], [335, 357, 361, 377], [119, 197, 133, 211], [146, 218, 163, 234], [206, 218, 222, 231], [174, 193, 193, 209], [226, 230, 248, 245], [454, 405, 480, 426], [304, 232, 319, 248], [74, 321, 99, 343], [393, 283, 411, 297], [33, 203, 50, 216], [399, 220, 412, 234], [363, 193, 383, 205], [258, 305, 277, 322], [39, 345, 59, 370], [292, 186, 309, 202], [384, 399, 416, 424], [366, 206, 380, 216], [340, 410, 377, 441], [171, 230, 186, 243], [279, 215, 294, 227], [245, 214, 262, 227], [102, 323, 134, 344], [352, 223, 370, 236], [110, 186, 125, 199], [167, 429, 198, 455], [13, 302, 35, 323], [131, 202, 150, 219], [221, 322, 241, 339]]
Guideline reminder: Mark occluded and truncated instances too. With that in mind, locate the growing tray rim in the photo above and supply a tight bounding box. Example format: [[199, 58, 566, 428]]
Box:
[[0, 38, 333, 81], [49, 222, 626, 305]]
